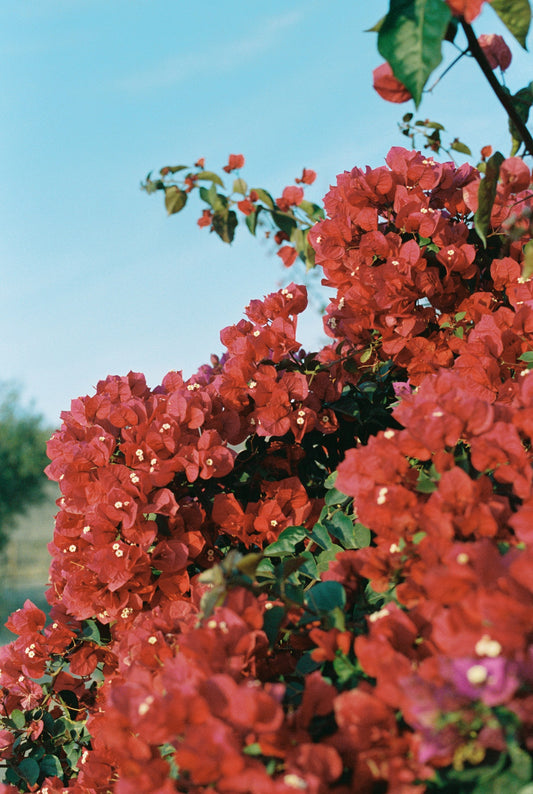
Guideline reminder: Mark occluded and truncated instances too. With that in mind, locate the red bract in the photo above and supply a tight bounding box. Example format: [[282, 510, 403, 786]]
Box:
[[4, 146, 533, 794], [478, 34, 512, 71], [373, 62, 412, 103], [445, 0, 486, 22], [223, 153, 245, 172]]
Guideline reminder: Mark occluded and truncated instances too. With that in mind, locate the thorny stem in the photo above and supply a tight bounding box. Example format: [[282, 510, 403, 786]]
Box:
[[461, 19, 533, 157]]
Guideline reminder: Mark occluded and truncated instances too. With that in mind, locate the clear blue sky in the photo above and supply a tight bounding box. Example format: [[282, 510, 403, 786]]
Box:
[[1, 0, 530, 426]]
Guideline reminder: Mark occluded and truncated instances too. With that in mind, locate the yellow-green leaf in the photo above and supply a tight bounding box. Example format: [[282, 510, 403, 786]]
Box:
[[490, 0, 531, 48], [164, 186, 187, 215]]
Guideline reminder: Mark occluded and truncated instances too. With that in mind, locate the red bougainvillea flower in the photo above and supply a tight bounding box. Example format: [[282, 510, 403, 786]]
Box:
[[277, 245, 298, 268], [372, 62, 412, 103], [478, 34, 512, 71], [223, 153, 245, 173], [446, 0, 486, 22], [276, 186, 304, 212], [295, 168, 317, 185], [197, 208, 213, 227]]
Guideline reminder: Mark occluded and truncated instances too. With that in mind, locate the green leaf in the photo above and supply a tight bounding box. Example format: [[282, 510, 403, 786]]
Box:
[[298, 199, 325, 221], [82, 619, 101, 644], [474, 151, 505, 246], [509, 83, 533, 155], [10, 709, 25, 729], [450, 139, 472, 155], [161, 165, 188, 175], [262, 605, 285, 646], [252, 187, 275, 209], [524, 240, 533, 282], [195, 170, 225, 187], [40, 754, 63, 778], [263, 525, 307, 557], [324, 512, 359, 549], [245, 206, 262, 235], [490, 0, 531, 48], [233, 177, 247, 195], [212, 208, 238, 243], [298, 550, 319, 580], [333, 652, 360, 684], [307, 523, 333, 550], [325, 487, 350, 507], [367, 15, 385, 32], [378, 0, 452, 107], [17, 758, 40, 786], [272, 211, 297, 235], [305, 580, 346, 614], [519, 350, 533, 362], [353, 523, 372, 548], [165, 186, 187, 215], [315, 544, 344, 575]]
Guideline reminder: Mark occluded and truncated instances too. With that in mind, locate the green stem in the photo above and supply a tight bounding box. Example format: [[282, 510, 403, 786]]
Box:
[[461, 19, 533, 157]]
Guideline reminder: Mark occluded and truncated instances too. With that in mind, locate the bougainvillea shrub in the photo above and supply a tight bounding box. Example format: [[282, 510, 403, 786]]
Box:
[[2, 144, 533, 793]]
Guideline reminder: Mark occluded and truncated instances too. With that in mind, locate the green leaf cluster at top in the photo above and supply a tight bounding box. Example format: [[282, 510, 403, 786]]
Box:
[[375, 0, 531, 107]]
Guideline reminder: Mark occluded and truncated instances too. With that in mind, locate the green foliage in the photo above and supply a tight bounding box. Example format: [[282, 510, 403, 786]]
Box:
[[490, 0, 531, 48], [377, 0, 452, 106], [475, 151, 505, 246], [0, 384, 50, 552]]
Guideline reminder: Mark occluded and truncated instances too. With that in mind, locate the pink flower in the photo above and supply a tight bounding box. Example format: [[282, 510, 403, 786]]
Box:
[[478, 34, 512, 71]]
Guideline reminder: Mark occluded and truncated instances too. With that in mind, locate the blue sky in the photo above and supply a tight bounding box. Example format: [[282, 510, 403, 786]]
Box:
[[1, 0, 531, 426]]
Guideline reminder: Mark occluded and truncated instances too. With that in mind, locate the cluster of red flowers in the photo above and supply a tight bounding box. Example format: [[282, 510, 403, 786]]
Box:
[[2, 146, 533, 794]]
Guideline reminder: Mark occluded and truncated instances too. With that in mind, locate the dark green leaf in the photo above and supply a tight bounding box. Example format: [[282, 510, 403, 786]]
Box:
[[82, 619, 101, 643], [378, 0, 452, 107], [490, 0, 531, 48], [196, 170, 225, 187], [307, 523, 333, 550], [272, 211, 297, 235], [474, 151, 505, 246], [17, 758, 40, 786], [402, 112, 414, 122], [324, 511, 359, 549], [305, 580, 346, 614], [262, 605, 285, 646], [325, 487, 351, 506], [264, 525, 307, 557], [165, 186, 187, 215], [40, 754, 63, 778], [509, 83, 533, 155], [212, 208, 238, 243], [298, 550, 319, 580]]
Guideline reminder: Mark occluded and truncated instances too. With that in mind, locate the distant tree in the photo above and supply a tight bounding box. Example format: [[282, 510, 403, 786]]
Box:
[[0, 384, 50, 552]]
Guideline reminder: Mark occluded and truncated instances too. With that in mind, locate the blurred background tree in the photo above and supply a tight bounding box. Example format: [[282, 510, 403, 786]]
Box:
[[0, 383, 51, 552]]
